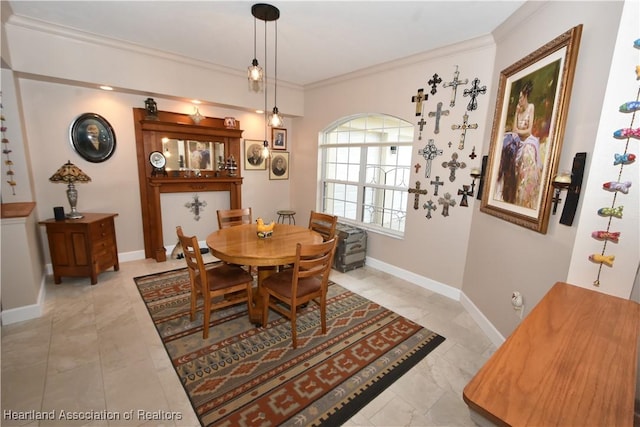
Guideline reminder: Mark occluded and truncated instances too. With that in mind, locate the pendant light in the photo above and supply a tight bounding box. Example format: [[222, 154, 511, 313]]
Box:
[[268, 19, 283, 128], [247, 16, 263, 91]]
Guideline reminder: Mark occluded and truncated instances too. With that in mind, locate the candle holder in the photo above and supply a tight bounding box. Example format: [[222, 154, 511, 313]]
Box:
[[551, 171, 572, 214]]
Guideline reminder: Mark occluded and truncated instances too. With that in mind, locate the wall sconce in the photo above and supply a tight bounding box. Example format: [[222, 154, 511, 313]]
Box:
[[470, 155, 487, 199], [49, 160, 91, 219], [551, 171, 572, 214]]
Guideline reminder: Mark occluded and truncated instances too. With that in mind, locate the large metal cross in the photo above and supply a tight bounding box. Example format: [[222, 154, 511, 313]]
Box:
[[442, 152, 467, 182], [463, 77, 487, 111], [451, 112, 478, 150], [457, 184, 473, 207], [428, 102, 450, 134], [443, 65, 468, 108], [423, 200, 437, 219], [418, 139, 443, 178], [411, 88, 428, 116], [428, 73, 442, 95], [430, 175, 444, 196], [438, 192, 457, 217], [408, 181, 428, 210]]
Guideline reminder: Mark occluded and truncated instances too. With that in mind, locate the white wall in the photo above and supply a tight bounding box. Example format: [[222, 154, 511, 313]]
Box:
[[296, 36, 496, 289], [464, 1, 626, 336]]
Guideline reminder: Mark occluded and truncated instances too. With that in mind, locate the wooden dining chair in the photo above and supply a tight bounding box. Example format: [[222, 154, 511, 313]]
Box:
[[261, 238, 337, 348], [176, 226, 254, 339], [217, 207, 252, 229], [308, 211, 338, 241]]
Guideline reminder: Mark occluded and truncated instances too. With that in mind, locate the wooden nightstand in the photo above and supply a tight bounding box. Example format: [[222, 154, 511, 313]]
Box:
[[39, 213, 119, 285]]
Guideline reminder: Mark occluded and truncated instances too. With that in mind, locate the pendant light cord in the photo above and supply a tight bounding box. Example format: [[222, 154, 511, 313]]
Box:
[[263, 19, 268, 142]]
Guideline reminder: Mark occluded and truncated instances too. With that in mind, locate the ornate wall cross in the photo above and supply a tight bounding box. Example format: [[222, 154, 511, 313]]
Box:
[[428, 102, 450, 134], [457, 185, 473, 207], [417, 117, 427, 140], [430, 175, 444, 196], [185, 193, 207, 221], [418, 139, 443, 178], [408, 181, 428, 210], [428, 73, 442, 95], [463, 77, 487, 111], [443, 65, 468, 108], [442, 152, 466, 182], [423, 200, 437, 219], [411, 88, 427, 116], [451, 112, 478, 150], [438, 192, 456, 217]]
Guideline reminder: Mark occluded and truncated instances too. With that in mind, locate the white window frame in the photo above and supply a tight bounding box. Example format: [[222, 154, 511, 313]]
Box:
[[318, 113, 414, 237]]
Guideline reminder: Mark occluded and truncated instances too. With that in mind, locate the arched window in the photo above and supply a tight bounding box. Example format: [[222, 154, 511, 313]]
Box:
[[319, 113, 414, 235]]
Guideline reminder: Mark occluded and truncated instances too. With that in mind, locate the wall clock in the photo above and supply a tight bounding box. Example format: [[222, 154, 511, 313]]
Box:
[[69, 112, 116, 163]]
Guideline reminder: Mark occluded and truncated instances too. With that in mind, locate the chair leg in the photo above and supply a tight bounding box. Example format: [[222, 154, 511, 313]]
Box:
[[261, 291, 270, 328], [203, 296, 211, 339], [291, 306, 297, 349], [190, 289, 197, 321], [320, 297, 327, 335]]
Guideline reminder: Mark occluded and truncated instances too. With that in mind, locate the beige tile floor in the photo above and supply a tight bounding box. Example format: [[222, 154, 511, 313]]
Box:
[[1, 257, 496, 427]]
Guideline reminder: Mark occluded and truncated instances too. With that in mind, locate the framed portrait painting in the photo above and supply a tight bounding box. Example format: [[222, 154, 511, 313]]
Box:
[[269, 152, 289, 180], [69, 113, 116, 163], [271, 128, 287, 150], [244, 139, 267, 170], [480, 25, 582, 234]]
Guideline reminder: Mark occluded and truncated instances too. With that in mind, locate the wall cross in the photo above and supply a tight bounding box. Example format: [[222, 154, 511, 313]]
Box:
[[457, 184, 473, 207], [438, 192, 457, 217], [443, 65, 468, 108], [441, 152, 467, 182], [408, 181, 428, 210], [428, 73, 442, 95], [418, 139, 443, 178], [451, 112, 478, 150], [185, 194, 207, 221], [430, 175, 444, 196], [411, 88, 427, 116], [428, 102, 450, 134], [423, 200, 437, 219], [463, 77, 487, 111]]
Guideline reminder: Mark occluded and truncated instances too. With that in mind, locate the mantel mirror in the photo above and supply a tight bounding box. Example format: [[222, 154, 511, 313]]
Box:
[[161, 138, 225, 172]]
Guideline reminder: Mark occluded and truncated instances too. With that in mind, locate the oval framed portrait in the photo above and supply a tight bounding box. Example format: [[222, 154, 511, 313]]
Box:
[[69, 112, 116, 163]]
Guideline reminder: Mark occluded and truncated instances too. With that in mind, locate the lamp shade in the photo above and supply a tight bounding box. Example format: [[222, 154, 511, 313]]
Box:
[[49, 160, 91, 183]]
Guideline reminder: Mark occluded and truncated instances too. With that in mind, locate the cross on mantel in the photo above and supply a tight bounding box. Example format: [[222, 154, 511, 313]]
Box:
[[185, 194, 207, 221], [408, 181, 428, 210]]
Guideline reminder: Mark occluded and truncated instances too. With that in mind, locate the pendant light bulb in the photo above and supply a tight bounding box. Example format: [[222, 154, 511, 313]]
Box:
[[248, 59, 263, 82], [269, 107, 283, 128]]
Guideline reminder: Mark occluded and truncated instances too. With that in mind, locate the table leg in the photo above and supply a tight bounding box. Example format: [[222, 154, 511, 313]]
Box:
[[248, 266, 278, 325]]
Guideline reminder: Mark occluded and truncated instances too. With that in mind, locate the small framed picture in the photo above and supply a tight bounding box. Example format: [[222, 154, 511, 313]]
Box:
[[244, 139, 267, 170], [271, 127, 287, 150], [69, 113, 116, 163], [269, 152, 289, 180]]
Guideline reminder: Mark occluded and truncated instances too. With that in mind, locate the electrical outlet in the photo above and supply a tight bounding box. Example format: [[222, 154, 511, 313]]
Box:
[[511, 291, 525, 319]]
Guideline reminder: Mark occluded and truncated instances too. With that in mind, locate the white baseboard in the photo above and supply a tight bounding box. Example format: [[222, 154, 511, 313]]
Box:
[[365, 256, 505, 347], [1, 276, 46, 326]]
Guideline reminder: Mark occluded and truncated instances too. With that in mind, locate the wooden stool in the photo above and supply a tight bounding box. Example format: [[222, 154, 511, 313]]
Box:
[[277, 210, 296, 224]]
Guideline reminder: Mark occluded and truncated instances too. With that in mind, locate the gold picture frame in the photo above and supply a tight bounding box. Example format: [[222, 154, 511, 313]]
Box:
[[480, 25, 582, 234], [271, 127, 287, 150], [244, 139, 267, 170], [269, 152, 289, 180]]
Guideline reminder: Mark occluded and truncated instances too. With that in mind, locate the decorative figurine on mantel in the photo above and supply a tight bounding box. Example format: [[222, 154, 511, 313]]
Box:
[[144, 98, 158, 120], [225, 155, 238, 177]]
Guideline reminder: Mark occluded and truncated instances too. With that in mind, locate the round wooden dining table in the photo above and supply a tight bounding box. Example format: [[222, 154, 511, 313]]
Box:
[[206, 223, 323, 323]]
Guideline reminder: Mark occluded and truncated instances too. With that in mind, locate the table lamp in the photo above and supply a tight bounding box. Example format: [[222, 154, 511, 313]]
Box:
[[49, 160, 91, 219]]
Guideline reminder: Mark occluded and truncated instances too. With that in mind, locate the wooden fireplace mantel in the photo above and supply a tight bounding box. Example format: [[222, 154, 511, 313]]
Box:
[[133, 108, 243, 261]]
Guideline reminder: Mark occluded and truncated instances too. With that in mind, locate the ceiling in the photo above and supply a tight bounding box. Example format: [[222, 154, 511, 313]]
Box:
[[6, 1, 526, 86]]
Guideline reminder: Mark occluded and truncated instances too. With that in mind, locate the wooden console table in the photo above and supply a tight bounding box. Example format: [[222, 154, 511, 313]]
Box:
[[39, 213, 119, 285], [463, 282, 639, 426]]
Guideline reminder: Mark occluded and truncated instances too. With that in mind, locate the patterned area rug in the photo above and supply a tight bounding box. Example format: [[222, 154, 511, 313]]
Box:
[[134, 266, 445, 426]]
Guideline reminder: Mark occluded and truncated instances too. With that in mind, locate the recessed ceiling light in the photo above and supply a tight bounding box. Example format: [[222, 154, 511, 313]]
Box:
[[256, 109, 264, 114], [99, 85, 113, 91], [192, 100, 202, 105]]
